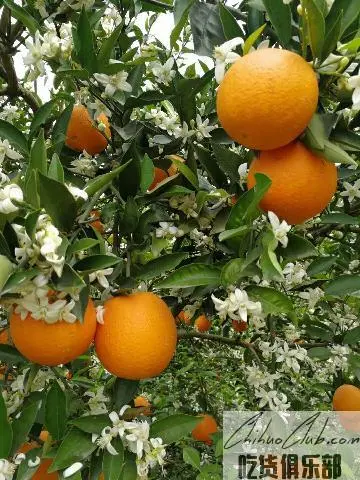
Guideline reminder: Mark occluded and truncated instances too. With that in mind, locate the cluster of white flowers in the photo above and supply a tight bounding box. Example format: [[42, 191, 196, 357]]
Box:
[[255, 387, 290, 410], [0, 459, 16, 480], [0, 106, 20, 123], [100, 6, 123, 34], [93, 407, 166, 479], [169, 193, 198, 218], [14, 214, 65, 276], [298, 287, 324, 311], [282, 262, 308, 287], [274, 341, 307, 374], [155, 222, 184, 239], [268, 211, 291, 247], [85, 386, 109, 415], [330, 345, 350, 370], [23, 23, 73, 80], [0, 139, 22, 164], [340, 179, 360, 202], [213, 38, 243, 83], [70, 151, 98, 178], [89, 268, 114, 289], [211, 288, 262, 324], [0, 184, 23, 214], [150, 58, 176, 86], [245, 364, 281, 390], [189, 228, 214, 250], [94, 71, 132, 99]]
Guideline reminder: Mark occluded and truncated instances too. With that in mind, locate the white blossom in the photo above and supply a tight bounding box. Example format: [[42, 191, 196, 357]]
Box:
[[87, 99, 112, 119], [195, 115, 217, 140], [64, 463, 83, 478], [85, 386, 108, 415], [0, 459, 16, 480], [348, 74, 360, 110], [283, 262, 307, 287], [67, 184, 88, 202], [23, 32, 46, 79], [89, 268, 114, 289], [173, 121, 195, 143], [95, 426, 119, 455], [298, 287, 324, 311], [94, 71, 132, 97], [340, 179, 360, 202], [34, 0, 48, 17], [0, 106, 20, 123], [0, 139, 22, 163], [101, 7, 122, 34], [246, 365, 280, 390], [268, 211, 291, 247], [150, 58, 176, 86], [255, 388, 290, 411], [155, 222, 184, 238], [275, 342, 307, 374], [238, 163, 248, 185], [125, 421, 150, 458], [70, 151, 97, 177], [212, 288, 262, 323], [0, 184, 23, 214], [213, 38, 242, 83]]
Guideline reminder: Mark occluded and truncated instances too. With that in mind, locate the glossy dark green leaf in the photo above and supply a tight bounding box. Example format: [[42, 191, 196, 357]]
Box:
[[344, 326, 360, 345], [74, 254, 121, 273], [322, 10, 343, 61], [320, 213, 360, 224], [98, 24, 123, 70], [135, 253, 188, 281], [49, 428, 97, 472], [262, 0, 292, 47], [113, 379, 139, 410], [155, 264, 221, 288], [282, 234, 318, 260], [190, 2, 226, 56], [247, 286, 293, 315], [140, 154, 154, 193], [219, 3, 244, 40], [171, 157, 198, 188], [120, 197, 139, 234], [85, 161, 132, 196], [3, 0, 40, 34], [303, 0, 325, 59], [0, 390, 12, 458], [303, 114, 327, 151], [103, 438, 124, 480], [150, 414, 202, 443], [76, 7, 97, 73], [11, 399, 41, 455], [325, 275, 360, 297], [71, 414, 109, 434], [195, 145, 227, 187], [220, 258, 260, 285], [307, 347, 331, 361], [25, 169, 40, 209], [29, 99, 57, 139], [68, 238, 100, 255], [331, 130, 360, 152], [0, 345, 26, 365], [120, 452, 137, 480], [171, 0, 194, 48], [183, 446, 201, 470], [29, 129, 47, 176], [212, 143, 246, 182], [52, 102, 74, 154], [38, 173, 77, 231], [307, 256, 337, 276], [1, 269, 40, 295], [327, 0, 360, 37], [306, 325, 334, 341], [0, 119, 29, 155], [45, 381, 67, 441], [48, 154, 64, 183], [243, 24, 266, 55], [320, 139, 357, 166]]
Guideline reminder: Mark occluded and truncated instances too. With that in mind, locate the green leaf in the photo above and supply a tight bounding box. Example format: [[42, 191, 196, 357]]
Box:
[[98, 24, 123, 70], [0, 390, 12, 458], [68, 238, 100, 255], [212, 143, 245, 183], [183, 446, 201, 470], [220, 258, 260, 285], [0, 255, 14, 289], [53, 263, 85, 294], [260, 233, 284, 282], [85, 161, 132, 196], [25, 169, 40, 209], [306, 324, 334, 341], [0, 345, 26, 365], [262, 0, 292, 47], [344, 326, 360, 345], [171, 0, 194, 48], [29, 129, 47, 176], [140, 154, 154, 193], [71, 414, 109, 434], [125, 91, 174, 109], [49, 428, 97, 472], [155, 264, 221, 288], [38, 173, 77, 231], [325, 275, 360, 296], [307, 256, 337, 276], [227, 173, 271, 229], [327, 0, 360, 37], [171, 157, 198, 188], [190, 2, 226, 56], [103, 438, 124, 480], [150, 414, 202, 443], [48, 154, 65, 183], [120, 197, 139, 234], [3, 0, 40, 35], [331, 131, 360, 152], [1, 269, 40, 295], [10, 399, 41, 455], [303, 0, 325, 60], [74, 254, 121, 273], [219, 226, 249, 242], [113, 379, 139, 410], [246, 286, 293, 315], [15, 446, 42, 480], [242, 24, 266, 55], [120, 452, 137, 480], [135, 253, 188, 281], [195, 145, 227, 187], [321, 139, 357, 166], [282, 234, 318, 260], [76, 7, 97, 73], [219, 3, 244, 40], [322, 10, 343, 61], [52, 102, 74, 154], [45, 381, 67, 441], [29, 99, 57, 139], [0, 119, 29, 155], [307, 347, 331, 361], [320, 213, 360, 224], [303, 114, 327, 151]]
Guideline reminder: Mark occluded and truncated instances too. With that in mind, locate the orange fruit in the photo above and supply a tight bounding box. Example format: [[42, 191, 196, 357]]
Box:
[[39, 430, 49, 443], [134, 395, 152, 415], [0, 328, 9, 344], [90, 210, 105, 234], [192, 414, 218, 445], [10, 300, 97, 366], [333, 384, 360, 432], [216, 49, 318, 150], [95, 292, 177, 379], [232, 320, 248, 332], [194, 314, 211, 332], [247, 141, 337, 224], [18, 442, 58, 480], [149, 167, 168, 191], [176, 310, 191, 325], [66, 104, 111, 155]]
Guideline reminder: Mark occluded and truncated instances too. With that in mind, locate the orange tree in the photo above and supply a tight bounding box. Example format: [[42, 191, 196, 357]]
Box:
[[0, 0, 360, 478]]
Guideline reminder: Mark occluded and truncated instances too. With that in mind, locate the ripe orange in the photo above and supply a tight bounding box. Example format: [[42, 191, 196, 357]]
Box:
[[192, 414, 218, 445], [333, 384, 360, 432], [149, 167, 168, 191], [216, 49, 318, 150], [10, 300, 97, 366], [90, 210, 105, 234], [0, 328, 9, 344], [194, 314, 211, 332], [66, 104, 111, 155], [247, 141, 337, 224], [134, 395, 152, 415], [232, 320, 248, 332], [176, 310, 191, 325], [18, 442, 58, 479], [95, 292, 177, 379]]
